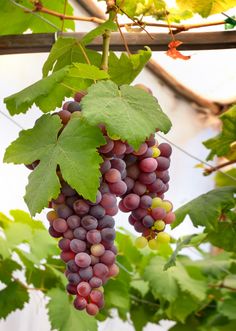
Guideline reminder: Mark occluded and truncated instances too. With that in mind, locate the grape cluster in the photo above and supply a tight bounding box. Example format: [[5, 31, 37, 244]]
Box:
[[28, 85, 175, 316]]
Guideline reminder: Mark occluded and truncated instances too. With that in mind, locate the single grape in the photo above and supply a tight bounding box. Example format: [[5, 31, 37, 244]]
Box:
[[118, 200, 130, 213], [151, 207, 166, 220], [100, 250, 115, 265], [58, 110, 71, 124], [147, 179, 165, 193], [90, 205, 105, 219], [151, 197, 162, 209], [142, 215, 155, 228], [73, 227, 87, 240], [100, 193, 117, 209], [134, 221, 146, 233], [156, 156, 170, 171], [140, 195, 152, 209], [93, 263, 109, 278], [49, 225, 61, 238], [158, 143, 172, 158], [91, 243, 105, 257], [100, 160, 111, 174], [67, 283, 77, 295], [135, 236, 148, 249], [154, 220, 165, 231], [81, 216, 98, 230], [52, 193, 65, 205], [70, 239, 86, 253], [46, 210, 58, 224], [58, 238, 71, 251], [128, 215, 136, 225], [164, 212, 176, 224], [99, 182, 110, 194], [133, 181, 147, 195], [73, 199, 90, 216], [156, 170, 170, 184], [89, 277, 102, 288], [75, 252, 91, 268], [63, 229, 74, 240], [66, 196, 78, 209], [67, 101, 81, 113], [161, 200, 173, 212], [74, 91, 86, 102], [123, 177, 135, 192], [61, 182, 76, 196], [139, 158, 158, 173], [123, 154, 137, 166], [56, 205, 73, 219], [110, 158, 126, 173], [79, 266, 93, 280], [139, 172, 156, 185], [109, 180, 127, 196], [67, 273, 81, 285], [53, 218, 68, 233], [67, 215, 81, 229], [126, 164, 140, 180], [108, 264, 119, 277], [77, 281, 91, 297], [123, 194, 140, 210], [106, 205, 119, 216], [151, 146, 161, 158], [157, 232, 170, 243], [86, 230, 102, 244], [86, 303, 99, 316], [101, 228, 116, 242], [148, 239, 158, 250], [74, 295, 87, 310], [104, 168, 121, 183], [97, 215, 115, 229], [90, 289, 104, 305], [132, 208, 147, 221], [67, 260, 79, 273]]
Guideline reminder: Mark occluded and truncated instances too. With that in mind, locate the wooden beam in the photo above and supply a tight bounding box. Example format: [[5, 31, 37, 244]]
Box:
[[1, 31, 236, 55], [76, 0, 106, 20]]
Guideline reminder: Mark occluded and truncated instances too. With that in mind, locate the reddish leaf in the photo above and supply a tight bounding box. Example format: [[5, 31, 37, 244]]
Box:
[[166, 40, 191, 60]]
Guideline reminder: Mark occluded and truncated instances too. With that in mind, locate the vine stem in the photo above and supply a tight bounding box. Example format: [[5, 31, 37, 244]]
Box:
[[100, 29, 111, 71], [204, 159, 236, 175], [30, 3, 228, 33]]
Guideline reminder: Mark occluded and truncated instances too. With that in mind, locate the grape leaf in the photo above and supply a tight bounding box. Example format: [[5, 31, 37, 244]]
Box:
[[43, 37, 102, 77], [104, 278, 130, 311], [116, 231, 142, 266], [172, 187, 236, 231], [4, 115, 105, 215], [81, 80, 172, 150], [108, 48, 152, 85], [0, 237, 10, 259], [0, 0, 74, 35], [4, 64, 109, 115], [47, 288, 98, 331], [176, 0, 236, 18], [116, 0, 166, 17], [130, 304, 155, 331], [206, 221, 236, 252], [218, 294, 236, 320], [0, 281, 29, 319], [80, 20, 117, 46], [203, 105, 236, 160], [215, 169, 236, 187], [166, 293, 199, 323], [0, 259, 22, 285], [144, 256, 179, 302]]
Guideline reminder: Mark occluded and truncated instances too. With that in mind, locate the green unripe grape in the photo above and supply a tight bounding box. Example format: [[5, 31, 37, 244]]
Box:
[[154, 220, 165, 231], [151, 197, 162, 209], [135, 236, 148, 249], [148, 239, 159, 250], [108, 133, 121, 141], [157, 232, 170, 244], [161, 200, 173, 212], [151, 147, 161, 158]]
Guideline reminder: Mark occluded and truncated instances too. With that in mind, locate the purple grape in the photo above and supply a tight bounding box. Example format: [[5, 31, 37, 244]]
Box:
[[109, 180, 127, 196], [93, 263, 109, 278], [100, 160, 111, 174], [67, 283, 77, 295], [156, 157, 170, 171], [53, 218, 68, 233], [159, 143, 172, 157], [100, 193, 117, 209], [90, 205, 105, 219], [75, 252, 91, 268], [66, 196, 78, 209], [81, 216, 98, 230], [77, 281, 91, 297], [133, 181, 147, 195], [110, 158, 126, 173], [142, 215, 154, 228], [123, 177, 135, 192], [123, 194, 140, 210], [100, 250, 115, 265], [86, 230, 102, 244], [147, 178, 165, 193], [112, 141, 127, 155], [132, 208, 148, 221], [99, 136, 114, 154], [89, 277, 102, 288], [73, 227, 87, 240], [70, 239, 86, 253], [61, 182, 76, 196], [127, 164, 140, 180], [97, 215, 115, 229], [56, 205, 73, 219], [73, 200, 90, 216], [105, 168, 121, 183], [58, 238, 71, 251], [139, 172, 156, 185], [67, 101, 81, 113], [139, 158, 158, 173], [140, 195, 152, 209], [101, 228, 116, 242], [99, 182, 110, 194], [67, 215, 80, 229], [67, 260, 79, 273], [79, 266, 93, 280], [74, 295, 87, 310], [67, 273, 81, 285]]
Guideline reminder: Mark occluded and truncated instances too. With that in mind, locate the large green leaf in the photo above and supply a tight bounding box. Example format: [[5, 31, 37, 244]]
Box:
[[108, 49, 152, 85], [172, 187, 236, 231], [218, 293, 236, 320], [203, 106, 236, 160], [0, 259, 22, 285], [0, 281, 29, 319], [80, 19, 117, 46], [206, 221, 236, 252], [47, 288, 98, 331], [0, 0, 74, 35], [4, 64, 109, 115], [4, 115, 105, 215], [43, 37, 102, 77], [81, 80, 172, 150], [177, 0, 236, 18], [166, 293, 199, 323]]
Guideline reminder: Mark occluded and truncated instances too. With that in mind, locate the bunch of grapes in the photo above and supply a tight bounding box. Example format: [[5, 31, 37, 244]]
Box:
[[27, 85, 175, 316]]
